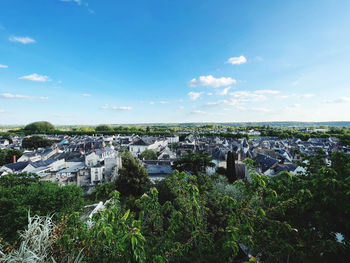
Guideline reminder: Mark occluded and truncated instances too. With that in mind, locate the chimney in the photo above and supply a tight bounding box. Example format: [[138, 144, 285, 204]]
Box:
[[13, 155, 17, 163]]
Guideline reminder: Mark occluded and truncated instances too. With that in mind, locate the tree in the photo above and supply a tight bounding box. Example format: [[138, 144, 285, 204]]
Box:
[[0, 173, 84, 242], [139, 149, 157, 160], [0, 148, 23, 166], [172, 150, 215, 175], [226, 151, 237, 183], [24, 121, 55, 134], [116, 149, 150, 197], [22, 136, 54, 149], [95, 125, 113, 132]]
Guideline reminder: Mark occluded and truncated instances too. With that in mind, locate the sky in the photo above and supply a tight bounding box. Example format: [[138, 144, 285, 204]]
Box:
[[1, 0, 350, 125]]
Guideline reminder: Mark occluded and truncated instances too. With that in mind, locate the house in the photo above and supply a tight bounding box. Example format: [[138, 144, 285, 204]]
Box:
[[18, 152, 42, 162], [142, 160, 172, 182], [254, 153, 279, 176], [77, 167, 91, 187], [157, 147, 176, 160], [0, 139, 9, 148], [90, 163, 104, 185], [0, 161, 35, 175], [129, 138, 149, 156], [56, 162, 85, 185], [104, 155, 122, 177], [166, 135, 179, 144], [129, 137, 167, 156]]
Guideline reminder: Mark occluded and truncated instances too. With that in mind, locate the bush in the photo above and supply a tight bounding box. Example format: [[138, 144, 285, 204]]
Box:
[[0, 173, 84, 243]]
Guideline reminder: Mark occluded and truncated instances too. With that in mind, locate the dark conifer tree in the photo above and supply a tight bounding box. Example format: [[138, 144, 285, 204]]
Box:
[[226, 151, 237, 183]]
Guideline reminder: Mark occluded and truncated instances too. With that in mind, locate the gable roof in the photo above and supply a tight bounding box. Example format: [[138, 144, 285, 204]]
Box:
[[130, 139, 149, 146], [4, 161, 32, 172], [255, 153, 279, 173]]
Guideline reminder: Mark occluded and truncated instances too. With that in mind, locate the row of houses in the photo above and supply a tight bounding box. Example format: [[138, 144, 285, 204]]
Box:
[[0, 133, 347, 189]]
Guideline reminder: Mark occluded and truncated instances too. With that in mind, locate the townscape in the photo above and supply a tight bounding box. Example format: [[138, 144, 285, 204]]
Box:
[[2, 1, 350, 262], [1, 127, 348, 190]]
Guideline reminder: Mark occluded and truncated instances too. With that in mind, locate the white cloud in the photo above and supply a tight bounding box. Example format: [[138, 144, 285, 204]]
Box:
[[0, 64, 8, 68], [0, 109, 5, 113], [1, 93, 48, 100], [216, 87, 231, 95], [207, 92, 214, 96], [226, 55, 247, 65], [82, 94, 91, 97], [191, 110, 207, 114], [251, 107, 271, 112], [204, 89, 279, 109], [60, 0, 93, 12], [149, 100, 170, 105], [254, 89, 280, 95], [228, 91, 266, 102], [301, 93, 315, 98], [188, 91, 203, 101], [188, 75, 236, 88], [9, 36, 36, 44], [205, 101, 224, 107], [101, 105, 132, 111], [60, 0, 83, 5], [325, 97, 350, 104], [276, 95, 290, 99], [276, 93, 314, 99], [19, 73, 51, 82]]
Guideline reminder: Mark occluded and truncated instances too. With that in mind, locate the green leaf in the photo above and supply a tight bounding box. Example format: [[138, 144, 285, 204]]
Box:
[[122, 209, 130, 221]]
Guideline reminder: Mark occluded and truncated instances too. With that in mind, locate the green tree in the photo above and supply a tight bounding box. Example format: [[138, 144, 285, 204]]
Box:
[[22, 136, 54, 149], [172, 150, 215, 175], [226, 151, 237, 183], [117, 149, 150, 197], [0, 173, 84, 242], [139, 149, 157, 160], [0, 148, 23, 166], [95, 125, 113, 132], [24, 121, 55, 134]]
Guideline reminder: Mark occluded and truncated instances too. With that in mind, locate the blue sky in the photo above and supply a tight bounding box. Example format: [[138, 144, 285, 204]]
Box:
[[1, 0, 350, 125]]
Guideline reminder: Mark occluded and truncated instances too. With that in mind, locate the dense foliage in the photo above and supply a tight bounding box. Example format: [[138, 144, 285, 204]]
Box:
[[139, 149, 157, 160], [172, 150, 215, 175], [1, 151, 350, 263], [22, 136, 54, 150], [23, 121, 55, 134], [0, 148, 22, 166], [116, 149, 151, 197], [226, 151, 237, 183], [0, 173, 84, 243]]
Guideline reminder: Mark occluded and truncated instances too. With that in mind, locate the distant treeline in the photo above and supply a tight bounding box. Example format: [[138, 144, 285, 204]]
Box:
[[1, 121, 350, 146]]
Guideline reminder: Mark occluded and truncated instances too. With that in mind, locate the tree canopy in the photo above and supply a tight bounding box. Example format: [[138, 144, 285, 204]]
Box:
[[116, 149, 150, 197], [24, 121, 55, 134], [0, 148, 22, 166], [0, 173, 84, 242], [139, 149, 157, 160], [172, 150, 215, 175], [22, 136, 54, 150], [95, 125, 114, 132], [1, 151, 350, 263]]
